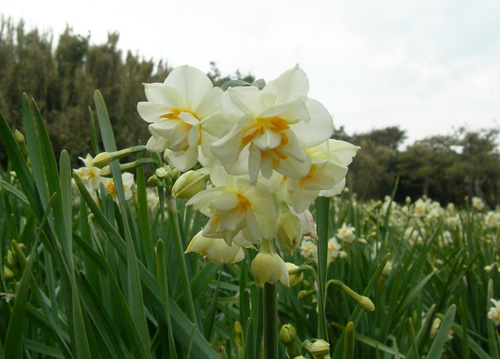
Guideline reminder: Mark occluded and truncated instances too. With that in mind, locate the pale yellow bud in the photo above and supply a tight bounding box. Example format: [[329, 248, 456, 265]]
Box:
[[4, 266, 14, 281], [14, 129, 25, 144], [92, 152, 113, 168], [155, 167, 169, 179], [285, 263, 303, 287], [358, 296, 375, 311], [303, 339, 330, 358], [185, 231, 244, 264], [279, 324, 297, 345], [298, 289, 316, 300], [7, 251, 15, 267], [147, 174, 162, 187], [277, 212, 302, 254], [251, 240, 289, 287], [172, 169, 209, 200]]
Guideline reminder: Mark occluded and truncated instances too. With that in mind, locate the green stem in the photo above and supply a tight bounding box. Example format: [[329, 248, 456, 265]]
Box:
[[316, 196, 330, 340], [264, 282, 278, 359], [167, 196, 198, 327]]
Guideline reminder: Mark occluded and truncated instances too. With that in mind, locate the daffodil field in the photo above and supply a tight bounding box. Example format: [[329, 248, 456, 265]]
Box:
[[0, 66, 499, 359]]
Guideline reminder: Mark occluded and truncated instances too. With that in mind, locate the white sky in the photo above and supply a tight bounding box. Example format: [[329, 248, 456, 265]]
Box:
[[2, 0, 500, 144]]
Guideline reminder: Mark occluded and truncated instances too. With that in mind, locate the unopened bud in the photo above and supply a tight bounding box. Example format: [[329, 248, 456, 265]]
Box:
[[298, 289, 316, 300], [92, 152, 113, 168], [4, 266, 14, 281], [155, 167, 168, 179], [285, 263, 303, 287], [303, 339, 330, 358], [7, 251, 15, 267], [14, 129, 25, 144], [277, 212, 302, 254], [172, 169, 209, 200], [92, 146, 146, 168], [279, 324, 297, 345], [251, 240, 289, 287], [358, 296, 375, 311], [147, 174, 162, 187]]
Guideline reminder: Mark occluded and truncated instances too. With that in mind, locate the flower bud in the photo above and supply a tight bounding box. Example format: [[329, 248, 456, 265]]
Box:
[[298, 289, 316, 300], [285, 263, 303, 287], [92, 146, 146, 168], [279, 324, 297, 345], [277, 212, 302, 254], [358, 296, 375, 311], [172, 169, 209, 200], [4, 266, 14, 281], [251, 240, 289, 287], [155, 167, 168, 179], [185, 231, 245, 264], [92, 152, 113, 168], [147, 174, 162, 187], [7, 251, 15, 267], [303, 339, 330, 358], [14, 129, 25, 144]]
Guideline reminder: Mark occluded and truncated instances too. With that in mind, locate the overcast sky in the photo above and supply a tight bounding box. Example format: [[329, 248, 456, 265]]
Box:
[[2, 0, 500, 144]]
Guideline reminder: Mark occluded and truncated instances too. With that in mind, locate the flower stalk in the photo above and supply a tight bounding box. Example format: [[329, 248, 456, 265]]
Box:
[[264, 282, 278, 359], [166, 196, 199, 327], [316, 196, 330, 340]]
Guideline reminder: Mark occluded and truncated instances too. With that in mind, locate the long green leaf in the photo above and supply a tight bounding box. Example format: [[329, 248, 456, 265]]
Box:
[[4, 241, 36, 359], [425, 305, 456, 359]]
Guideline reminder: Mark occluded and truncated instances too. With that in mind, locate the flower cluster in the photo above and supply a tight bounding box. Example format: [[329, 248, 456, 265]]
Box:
[[139, 65, 359, 287], [73, 154, 135, 202]]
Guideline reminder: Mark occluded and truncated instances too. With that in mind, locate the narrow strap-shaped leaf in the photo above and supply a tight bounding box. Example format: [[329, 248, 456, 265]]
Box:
[[4, 241, 36, 359], [23, 339, 63, 358], [405, 318, 419, 359], [21, 94, 50, 209], [156, 240, 178, 359], [77, 271, 128, 359], [343, 322, 355, 359], [487, 280, 500, 359], [0, 180, 29, 205], [135, 148, 155, 270], [71, 277, 92, 358], [0, 112, 43, 220], [204, 272, 221, 341], [425, 305, 456, 359]]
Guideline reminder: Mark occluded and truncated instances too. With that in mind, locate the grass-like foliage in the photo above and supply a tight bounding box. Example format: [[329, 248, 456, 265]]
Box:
[[0, 93, 499, 358]]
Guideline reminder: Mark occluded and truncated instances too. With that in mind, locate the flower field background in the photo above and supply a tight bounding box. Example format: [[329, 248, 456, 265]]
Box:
[[0, 17, 500, 359], [0, 93, 499, 358]]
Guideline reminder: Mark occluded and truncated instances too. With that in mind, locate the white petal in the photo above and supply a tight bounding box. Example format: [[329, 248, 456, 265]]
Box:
[[277, 155, 311, 179], [262, 65, 309, 104], [137, 102, 171, 123], [196, 87, 223, 118], [144, 83, 182, 106], [169, 148, 198, 172], [164, 66, 214, 110], [211, 192, 240, 212], [252, 129, 282, 150], [145, 135, 168, 153], [291, 97, 333, 147]]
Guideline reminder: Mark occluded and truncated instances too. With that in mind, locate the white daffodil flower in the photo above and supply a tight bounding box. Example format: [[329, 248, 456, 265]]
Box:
[[211, 65, 333, 184], [284, 139, 360, 213], [186, 166, 277, 246], [138, 65, 224, 171], [73, 154, 103, 192], [103, 172, 135, 202], [488, 299, 500, 325]]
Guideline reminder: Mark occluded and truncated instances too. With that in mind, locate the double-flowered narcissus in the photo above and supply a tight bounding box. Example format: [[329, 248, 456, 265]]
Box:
[[140, 64, 360, 287]]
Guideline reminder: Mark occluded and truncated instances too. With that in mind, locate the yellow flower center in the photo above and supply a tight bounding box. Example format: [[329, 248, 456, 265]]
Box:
[[160, 108, 202, 150], [106, 180, 117, 198], [237, 193, 251, 209]]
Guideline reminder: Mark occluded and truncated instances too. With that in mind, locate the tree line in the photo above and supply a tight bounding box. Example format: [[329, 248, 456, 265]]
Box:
[[1, 17, 499, 207], [338, 125, 500, 207]]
